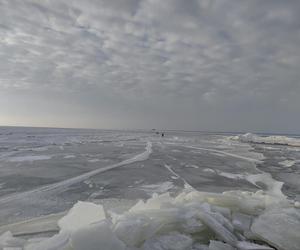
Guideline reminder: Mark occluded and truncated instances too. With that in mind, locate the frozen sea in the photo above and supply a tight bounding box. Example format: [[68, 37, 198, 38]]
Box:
[[0, 126, 300, 249]]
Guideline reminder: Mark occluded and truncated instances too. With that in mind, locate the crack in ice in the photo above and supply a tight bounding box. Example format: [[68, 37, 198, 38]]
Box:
[[0, 141, 152, 204]]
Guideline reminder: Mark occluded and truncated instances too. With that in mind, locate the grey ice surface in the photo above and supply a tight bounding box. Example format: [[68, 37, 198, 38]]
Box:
[[0, 127, 299, 226]]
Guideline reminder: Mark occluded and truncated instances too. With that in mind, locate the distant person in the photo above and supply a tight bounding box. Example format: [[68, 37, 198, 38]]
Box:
[[161, 132, 164, 137]]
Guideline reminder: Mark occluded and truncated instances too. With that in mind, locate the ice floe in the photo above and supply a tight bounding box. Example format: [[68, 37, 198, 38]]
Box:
[[1, 185, 299, 250]]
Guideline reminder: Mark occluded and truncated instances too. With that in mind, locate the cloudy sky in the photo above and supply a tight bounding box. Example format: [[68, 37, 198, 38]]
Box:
[[1, 0, 300, 133]]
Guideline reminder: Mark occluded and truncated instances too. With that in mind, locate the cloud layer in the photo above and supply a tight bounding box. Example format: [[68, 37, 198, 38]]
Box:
[[1, 0, 300, 132]]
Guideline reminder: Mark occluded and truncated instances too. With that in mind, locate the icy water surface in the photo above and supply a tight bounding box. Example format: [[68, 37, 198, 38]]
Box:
[[0, 127, 299, 249]]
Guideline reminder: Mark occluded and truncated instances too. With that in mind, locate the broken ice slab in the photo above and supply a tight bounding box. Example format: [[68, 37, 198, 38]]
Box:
[[70, 221, 125, 250], [182, 191, 265, 215], [114, 214, 161, 247], [251, 208, 300, 250], [197, 211, 238, 246], [58, 201, 106, 232]]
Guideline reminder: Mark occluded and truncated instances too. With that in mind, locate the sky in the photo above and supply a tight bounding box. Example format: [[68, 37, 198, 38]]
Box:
[[0, 0, 300, 133]]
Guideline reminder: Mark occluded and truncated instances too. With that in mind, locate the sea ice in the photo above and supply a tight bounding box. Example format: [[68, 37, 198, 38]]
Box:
[[279, 160, 295, 168], [235, 133, 300, 147], [197, 211, 237, 246], [251, 208, 300, 250], [58, 201, 106, 232], [142, 232, 193, 250], [236, 241, 274, 250], [208, 240, 234, 250], [114, 214, 161, 247], [1, 186, 299, 250], [232, 212, 252, 233], [139, 182, 175, 195], [0, 231, 26, 249], [7, 155, 52, 162], [70, 221, 125, 250], [24, 232, 70, 250]]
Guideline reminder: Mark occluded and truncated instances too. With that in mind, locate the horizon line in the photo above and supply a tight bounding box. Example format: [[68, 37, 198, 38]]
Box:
[[0, 124, 299, 136]]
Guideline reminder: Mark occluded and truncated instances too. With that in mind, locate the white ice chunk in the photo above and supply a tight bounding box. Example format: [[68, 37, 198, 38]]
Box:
[[251, 208, 300, 250], [245, 173, 285, 199], [142, 232, 193, 250], [58, 201, 106, 232], [114, 214, 160, 247], [71, 221, 125, 250]]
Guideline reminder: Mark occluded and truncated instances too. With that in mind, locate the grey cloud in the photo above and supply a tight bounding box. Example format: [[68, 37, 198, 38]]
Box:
[[0, 0, 300, 132]]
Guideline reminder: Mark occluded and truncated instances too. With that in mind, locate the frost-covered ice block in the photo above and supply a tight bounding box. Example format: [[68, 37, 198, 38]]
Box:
[[142, 232, 193, 250], [236, 241, 274, 250], [70, 221, 125, 250], [58, 201, 106, 232], [208, 240, 235, 250], [251, 208, 300, 250]]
